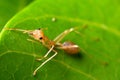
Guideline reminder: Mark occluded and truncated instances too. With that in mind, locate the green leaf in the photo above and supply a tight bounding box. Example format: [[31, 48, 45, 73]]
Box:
[[0, 0, 120, 80], [0, 0, 33, 32]]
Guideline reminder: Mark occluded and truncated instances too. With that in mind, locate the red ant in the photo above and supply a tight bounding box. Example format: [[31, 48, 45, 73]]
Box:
[[6, 26, 82, 76]]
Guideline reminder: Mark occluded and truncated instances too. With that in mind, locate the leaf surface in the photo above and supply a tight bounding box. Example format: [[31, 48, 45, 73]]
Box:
[[0, 0, 120, 80], [0, 0, 33, 31]]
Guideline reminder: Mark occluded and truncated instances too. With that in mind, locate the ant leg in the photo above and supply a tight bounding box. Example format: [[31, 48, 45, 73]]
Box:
[[27, 38, 39, 44], [36, 45, 54, 61], [33, 50, 57, 76], [27, 38, 48, 61], [53, 26, 85, 43], [53, 28, 75, 43], [44, 46, 54, 57], [53, 25, 87, 43]]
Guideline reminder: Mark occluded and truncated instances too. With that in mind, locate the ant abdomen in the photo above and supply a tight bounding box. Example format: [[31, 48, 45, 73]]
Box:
[[61, 41, 80, 54]]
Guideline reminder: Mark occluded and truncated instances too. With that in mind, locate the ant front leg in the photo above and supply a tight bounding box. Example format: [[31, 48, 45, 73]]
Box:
[[27, 38, 40, 44]]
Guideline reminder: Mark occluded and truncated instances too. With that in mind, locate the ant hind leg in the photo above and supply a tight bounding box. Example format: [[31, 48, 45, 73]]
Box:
[[53, 25, 87, 43], [53, 27, 75, 43]]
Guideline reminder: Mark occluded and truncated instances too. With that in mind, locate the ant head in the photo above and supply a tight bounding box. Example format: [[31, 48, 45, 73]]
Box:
[[28, 28, 44, 41]]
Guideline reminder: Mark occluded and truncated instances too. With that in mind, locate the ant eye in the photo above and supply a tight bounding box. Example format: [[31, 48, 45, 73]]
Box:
[[39, 37, 43, 40], [38, 28, 41, 30]]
